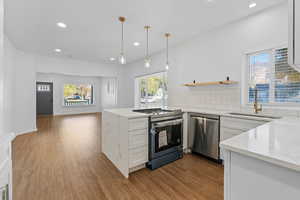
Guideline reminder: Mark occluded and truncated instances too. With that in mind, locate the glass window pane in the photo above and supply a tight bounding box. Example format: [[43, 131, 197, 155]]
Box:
[[146, 76, 164, 107], [248, 51, 272, 103], [274, 48, 300, 103], [64, 84, 94, 106], [37, 84, 50, 92], [136, 72, 168, 107]]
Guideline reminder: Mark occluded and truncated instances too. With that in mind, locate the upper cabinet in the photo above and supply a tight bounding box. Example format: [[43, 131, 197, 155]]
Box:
[[289, 0, 300, 71]]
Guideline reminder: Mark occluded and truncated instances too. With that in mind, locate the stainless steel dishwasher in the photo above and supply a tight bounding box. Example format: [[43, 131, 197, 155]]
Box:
[[188, 113, 220, 160]]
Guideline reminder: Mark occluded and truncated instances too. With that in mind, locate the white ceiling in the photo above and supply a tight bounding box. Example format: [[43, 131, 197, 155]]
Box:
[[4, 0, 286, 64]]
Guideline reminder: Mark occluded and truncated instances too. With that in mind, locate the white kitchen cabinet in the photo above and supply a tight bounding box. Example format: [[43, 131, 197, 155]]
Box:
[[220, 127, 243, 142], [220, 116, 268, 159], [183, 112, 189, 151], [102, 111, 148, 178], [289, 0, 300, 70], [223, 150, 300, 200]]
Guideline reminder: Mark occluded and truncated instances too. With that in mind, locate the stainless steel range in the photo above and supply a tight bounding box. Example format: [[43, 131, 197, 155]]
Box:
[[133, 108, 183, 170]]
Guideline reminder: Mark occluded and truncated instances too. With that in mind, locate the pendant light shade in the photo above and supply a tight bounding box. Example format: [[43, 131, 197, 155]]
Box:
[[118, 17, 126, 65], [119, 53, 126, 65], [165, 33, 171, 70], [144, 26, 151, 68]]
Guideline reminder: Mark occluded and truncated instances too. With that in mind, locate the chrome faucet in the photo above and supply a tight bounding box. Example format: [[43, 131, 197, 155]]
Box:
[[254, 87, 262, 114]]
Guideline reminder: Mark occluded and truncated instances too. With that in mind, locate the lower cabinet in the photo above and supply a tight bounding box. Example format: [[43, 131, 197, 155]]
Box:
[[129, 146, 148, 168], [129, 129, 148, 168], [220, 116, 269, 159], [102, 112, 148, 178], [220, 127, 243, 142]]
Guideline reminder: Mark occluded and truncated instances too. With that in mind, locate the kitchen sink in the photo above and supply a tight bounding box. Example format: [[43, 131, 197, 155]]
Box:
[[228, 112, 281, 119]]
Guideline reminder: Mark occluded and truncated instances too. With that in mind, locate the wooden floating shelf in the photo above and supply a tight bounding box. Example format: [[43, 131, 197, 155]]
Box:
[[183, 80, 238, 87]]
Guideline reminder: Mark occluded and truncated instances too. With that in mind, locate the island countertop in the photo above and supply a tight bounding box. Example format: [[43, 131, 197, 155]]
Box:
[[105, 107, 300, 172], [103, 108, 149, 119], [104, 107, 278, 121], [220, 117, 300, 172]]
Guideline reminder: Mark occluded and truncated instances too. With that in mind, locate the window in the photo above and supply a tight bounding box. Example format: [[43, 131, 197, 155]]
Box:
[[246, 47, 300, 105], [37, 84, 51, 92], [135, 72, 168, 107], [64, 84, 94, 106]]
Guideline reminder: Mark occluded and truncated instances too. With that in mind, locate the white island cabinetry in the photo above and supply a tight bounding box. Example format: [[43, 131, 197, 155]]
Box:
[[220, 116, 269, 159], [102, 109, 148, 178], [220, 119, 300, 200]]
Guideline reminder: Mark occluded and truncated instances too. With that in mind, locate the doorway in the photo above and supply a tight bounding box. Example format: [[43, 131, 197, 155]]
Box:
[[36, 82, 53, 115]]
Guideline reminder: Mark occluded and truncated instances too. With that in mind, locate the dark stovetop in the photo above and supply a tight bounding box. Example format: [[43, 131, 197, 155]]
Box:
[[132, 108, 176, 115]]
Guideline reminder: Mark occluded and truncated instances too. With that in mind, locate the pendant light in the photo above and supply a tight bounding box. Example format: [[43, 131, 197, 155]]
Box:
[[118, 16, 126, 65], [144, 25, 151, 68], [165, 33, 171, 70]]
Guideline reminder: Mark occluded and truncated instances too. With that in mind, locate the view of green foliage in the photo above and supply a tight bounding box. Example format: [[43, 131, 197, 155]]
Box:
[[139, 76, 167, 97], [64, 84, 92, 99], [147, 77, 163, 96]]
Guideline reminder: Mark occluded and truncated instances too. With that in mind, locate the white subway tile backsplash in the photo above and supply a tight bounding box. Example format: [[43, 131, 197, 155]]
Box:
[[170, 86, 300, 118]]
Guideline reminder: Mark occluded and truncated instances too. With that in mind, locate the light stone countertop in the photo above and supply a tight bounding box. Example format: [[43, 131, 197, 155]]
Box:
[[104, 107, 300, 172], [103, 107, 228, 119], [104, 107, 278, 121], [220, 117, 300, 172], [103, 108, 150, 119]]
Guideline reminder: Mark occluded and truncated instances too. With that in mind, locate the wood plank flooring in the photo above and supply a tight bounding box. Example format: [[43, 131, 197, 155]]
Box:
[[13, 113, 224, 200]]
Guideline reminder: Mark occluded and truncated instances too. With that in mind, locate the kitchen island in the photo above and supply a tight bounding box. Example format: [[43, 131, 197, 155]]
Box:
[[220, 118, 300, 200], [102, 107, 185, 177], [102, 108, 149, 178]]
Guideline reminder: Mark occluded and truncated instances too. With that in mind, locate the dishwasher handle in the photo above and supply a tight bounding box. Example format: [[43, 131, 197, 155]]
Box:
[[191, 117, 207, 133]]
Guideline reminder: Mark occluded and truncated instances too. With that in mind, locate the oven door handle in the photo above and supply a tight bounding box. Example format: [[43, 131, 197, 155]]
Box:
[[153, 119, 183, 128]]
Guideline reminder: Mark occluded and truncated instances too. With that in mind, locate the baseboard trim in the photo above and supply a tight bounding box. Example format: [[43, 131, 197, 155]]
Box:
[[15, 128, 38, 137], [10, 133, 16, 142]]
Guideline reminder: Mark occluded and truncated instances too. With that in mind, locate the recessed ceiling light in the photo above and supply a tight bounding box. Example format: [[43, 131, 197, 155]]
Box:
[[54, 48, 62, 53], [56, 22, 67, 28], [109, 57, 116, 61], [249, 2, 257, 8], [133, 42, 140, 46]]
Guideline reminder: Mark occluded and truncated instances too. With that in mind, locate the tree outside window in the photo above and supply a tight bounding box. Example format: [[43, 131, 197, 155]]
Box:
[[135, 72, 167, 108], [64, 84, 94, 106]]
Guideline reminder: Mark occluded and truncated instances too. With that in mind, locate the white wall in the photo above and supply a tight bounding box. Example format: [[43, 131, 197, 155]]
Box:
[[3, 36, 15, 134], [0, 39, 126, 135], [35, 54, 127, 109], [0, 0, 7, 189], [37, 73, 103, 115], [124, 4, 288, 110], [14, 51, 37, 135], [101, 77, 118, 109], [0, 1, 4, 137], [7, 51, 126, 132], [1, 1, 14, 196], [36, 55, 121, 77]]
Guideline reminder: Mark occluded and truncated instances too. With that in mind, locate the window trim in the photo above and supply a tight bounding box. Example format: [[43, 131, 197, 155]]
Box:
[[62, 83, 96, 107], [134, 71, 168, 108], [242, 44, 300, 109]]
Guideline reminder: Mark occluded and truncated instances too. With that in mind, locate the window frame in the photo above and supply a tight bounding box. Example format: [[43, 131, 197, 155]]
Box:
[[134, 71, 168, 108], [242, 45, 300, 108], [62, 83, 96, 107]]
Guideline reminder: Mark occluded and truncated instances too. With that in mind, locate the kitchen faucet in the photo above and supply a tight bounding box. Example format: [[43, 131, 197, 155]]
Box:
[[254, 87, 262, 114]]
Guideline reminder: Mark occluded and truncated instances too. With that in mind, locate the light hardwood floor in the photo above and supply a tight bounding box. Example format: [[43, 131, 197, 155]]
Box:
[[13, 113, 224, 200]]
